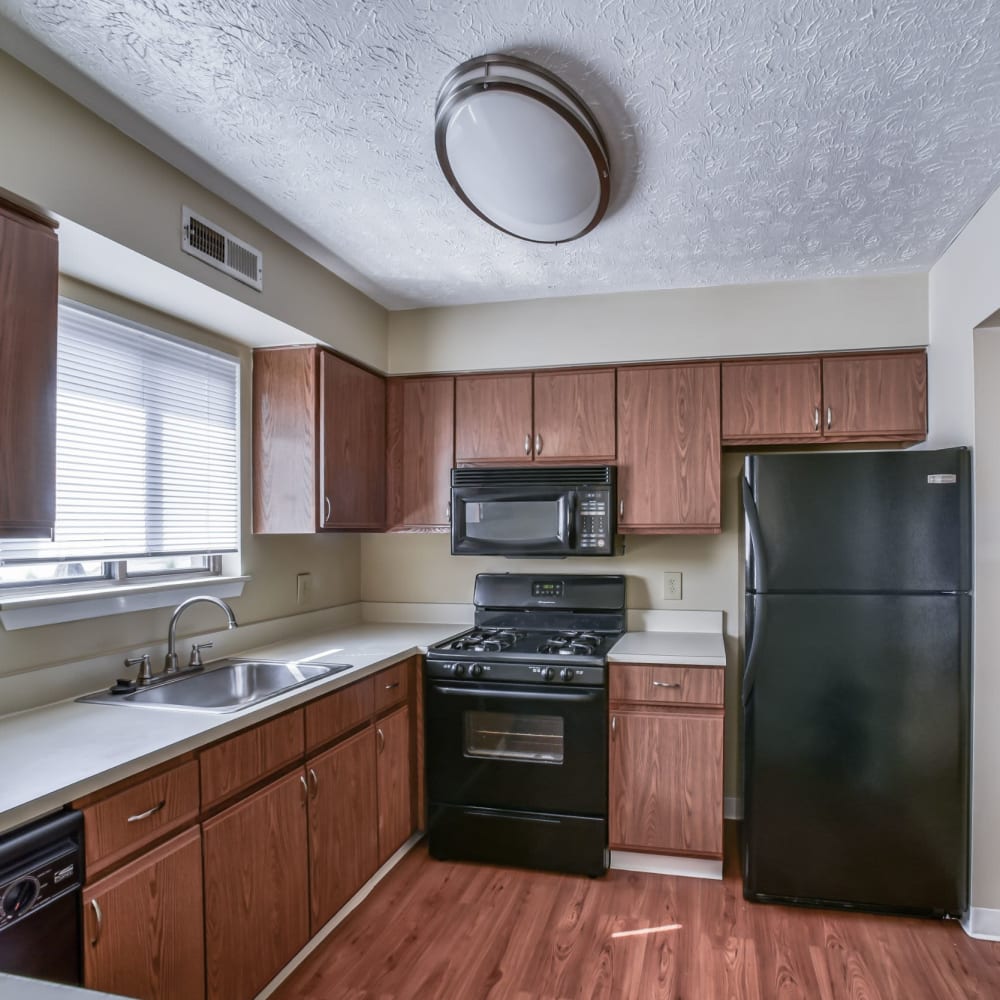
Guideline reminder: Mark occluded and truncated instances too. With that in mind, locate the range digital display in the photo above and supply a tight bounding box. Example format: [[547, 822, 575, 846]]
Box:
[[532, 581, 564, 597]]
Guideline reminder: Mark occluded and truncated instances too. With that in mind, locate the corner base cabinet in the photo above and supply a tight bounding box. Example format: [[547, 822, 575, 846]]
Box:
[[609, 663, 725, 860]]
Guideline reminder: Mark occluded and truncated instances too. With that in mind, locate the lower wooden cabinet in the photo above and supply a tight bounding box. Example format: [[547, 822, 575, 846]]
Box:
[[610, 709, 724, 857], [83, 827, 204, 1000], [609, 663, 725, 860], [376, 704, 412, 865], [203, 769, 310, 1000], [307, 726, 379, 932]]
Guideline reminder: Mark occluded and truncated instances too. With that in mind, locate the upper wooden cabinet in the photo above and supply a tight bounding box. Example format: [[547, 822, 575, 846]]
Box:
[[616, 363, 721, 534], [721, 350, 926, 445], [252, 346, 386, 532], [822, 351, 927, 441], [722, 357, 823, 442], [455, 368, 616, 464], [387, 375, 455, 530], [0, 201, 58, 538]]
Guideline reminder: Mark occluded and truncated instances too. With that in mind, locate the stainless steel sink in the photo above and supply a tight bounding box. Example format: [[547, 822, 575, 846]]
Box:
[[79, 658, 353, 713]]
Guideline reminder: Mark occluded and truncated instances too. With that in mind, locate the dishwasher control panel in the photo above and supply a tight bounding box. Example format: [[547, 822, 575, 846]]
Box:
[[0, 845, 79, 929]]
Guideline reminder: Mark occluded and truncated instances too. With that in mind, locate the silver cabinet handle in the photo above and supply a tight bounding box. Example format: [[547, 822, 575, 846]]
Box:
[[619, 499, 624, 518], [445, 501, 451, 522], [89, 899, 102, 947], [127, 801, 165, 823], [813, 406, 820, 431], [307, 768, 318, 798], [652, 681, 681, 689], [324, 495, 332, 523], [524, 434, 531, 455], [384, 681, 400, 691], [299, 773, 308, 805], [535, 433, 542, 455], [377, 727, 385, 753], [611, 716, 617, 738], [826, 406, 833, 430]]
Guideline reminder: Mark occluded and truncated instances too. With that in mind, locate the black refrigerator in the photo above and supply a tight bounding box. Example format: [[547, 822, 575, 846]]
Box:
[[741, 448, 971, 917]]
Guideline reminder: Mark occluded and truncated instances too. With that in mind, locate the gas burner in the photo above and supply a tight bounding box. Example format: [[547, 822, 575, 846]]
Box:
[[537, 630, 606, 656], [445, 627, 523, 654]]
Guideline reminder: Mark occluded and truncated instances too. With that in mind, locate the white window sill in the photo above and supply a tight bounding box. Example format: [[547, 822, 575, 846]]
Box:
[[0, 575, 249, 631]]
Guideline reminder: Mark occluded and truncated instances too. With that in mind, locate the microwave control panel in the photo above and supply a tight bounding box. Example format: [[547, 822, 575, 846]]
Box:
[[578, 492, 612, 551]]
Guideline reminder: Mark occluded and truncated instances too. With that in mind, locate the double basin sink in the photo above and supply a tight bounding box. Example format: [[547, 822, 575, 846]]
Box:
[[79, 658, 353, 713]]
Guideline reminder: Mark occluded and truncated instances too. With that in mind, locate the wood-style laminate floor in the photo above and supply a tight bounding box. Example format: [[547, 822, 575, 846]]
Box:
[[274, 828, 1000, 1000]]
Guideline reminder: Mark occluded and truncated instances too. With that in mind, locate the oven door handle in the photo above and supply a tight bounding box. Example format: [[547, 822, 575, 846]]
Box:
[[430, 684, 603, 704]]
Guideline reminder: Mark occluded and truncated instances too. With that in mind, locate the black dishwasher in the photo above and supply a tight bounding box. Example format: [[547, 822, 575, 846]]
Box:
[[0, 810, 83, 985]]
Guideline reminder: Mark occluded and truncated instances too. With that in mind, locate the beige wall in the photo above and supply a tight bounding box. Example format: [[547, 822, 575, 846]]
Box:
[[0, 52, 388, 370], [362, 453, 746, 799], [929, 180, 1000, 921], [388, 271, 928, 375], [0, 278, 361, 682]]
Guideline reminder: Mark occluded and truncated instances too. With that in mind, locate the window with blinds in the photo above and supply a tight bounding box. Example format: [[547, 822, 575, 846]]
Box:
[[0, 301, 240, 581]]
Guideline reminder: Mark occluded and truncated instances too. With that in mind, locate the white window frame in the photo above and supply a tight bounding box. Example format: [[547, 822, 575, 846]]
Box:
[[0, 300, 247, 629]]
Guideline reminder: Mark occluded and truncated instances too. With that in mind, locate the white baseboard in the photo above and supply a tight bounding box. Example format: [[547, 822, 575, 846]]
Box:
[[610, 850, 723, 881], [256, 831, 422, 999], [962, 906, 1000, 941], [724, 796, 743, 820]]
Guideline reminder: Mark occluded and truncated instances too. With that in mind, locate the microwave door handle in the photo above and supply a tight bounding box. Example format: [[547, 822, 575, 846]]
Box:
[[564, 494, 576, 546]]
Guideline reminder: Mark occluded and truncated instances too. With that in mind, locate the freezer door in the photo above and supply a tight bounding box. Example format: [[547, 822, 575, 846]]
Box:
[[742, 592, 970, 916], [744, 449, 971, 593]]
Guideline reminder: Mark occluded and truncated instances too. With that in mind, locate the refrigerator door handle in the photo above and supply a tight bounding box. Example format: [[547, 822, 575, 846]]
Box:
[[742, 597, 766, 705], [742, 475, 768, 593]]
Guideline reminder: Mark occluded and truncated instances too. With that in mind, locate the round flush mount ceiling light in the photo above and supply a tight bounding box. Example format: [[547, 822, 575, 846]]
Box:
[[435, 54, 611, 244]]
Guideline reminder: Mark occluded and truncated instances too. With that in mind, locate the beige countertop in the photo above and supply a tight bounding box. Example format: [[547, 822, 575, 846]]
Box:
[[609, 610, 727, 667], [0, 975, 130, 999], [0, 621, 465, 836]]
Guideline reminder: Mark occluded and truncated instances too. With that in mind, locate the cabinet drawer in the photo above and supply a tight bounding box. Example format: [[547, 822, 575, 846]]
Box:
[[374, 660, 411, 714], [610, 664, 723, 707], [200, 709, 304, 810], [81, 760, 200, 878], [305, 676, 374, 752]]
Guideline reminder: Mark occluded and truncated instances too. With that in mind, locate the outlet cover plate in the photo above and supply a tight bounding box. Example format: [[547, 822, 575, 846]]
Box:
[[663, 572, 682, 600]]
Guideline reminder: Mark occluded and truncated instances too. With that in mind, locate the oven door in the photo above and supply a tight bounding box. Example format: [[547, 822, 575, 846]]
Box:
[[426, 679, 607, 816], [451, 488, 573, 556]]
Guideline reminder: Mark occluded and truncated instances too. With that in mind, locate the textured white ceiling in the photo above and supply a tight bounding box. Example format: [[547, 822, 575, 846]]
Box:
[[3, 0, 1000, 309]]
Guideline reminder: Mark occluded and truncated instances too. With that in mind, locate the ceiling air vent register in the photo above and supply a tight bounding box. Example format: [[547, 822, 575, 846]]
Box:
[[181, 207, 263, 291]]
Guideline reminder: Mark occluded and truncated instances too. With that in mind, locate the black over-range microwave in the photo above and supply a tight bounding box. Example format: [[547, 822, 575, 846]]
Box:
[[450, 466, 617, 557]]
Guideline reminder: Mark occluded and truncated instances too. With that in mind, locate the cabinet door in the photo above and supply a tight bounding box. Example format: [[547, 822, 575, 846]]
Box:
[[609, 710, 723, 857], [307, 727, 378, 932], [387, 376, 454, 528], [320, 351, 386, 529], [0, 206, 57, 538], [455, 372, 534, 463], [822, 351, 927, 441], [533, 368, 616, 462], [721, 358, 822, 443], [83, 828, 204, 1000], [617, 363, 721, 533], [376, 704, 413, 865], [203, 770, 309, 1000]]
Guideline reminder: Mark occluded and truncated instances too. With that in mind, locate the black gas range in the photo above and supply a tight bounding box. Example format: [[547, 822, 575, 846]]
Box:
[[425, 573, 626, 877]]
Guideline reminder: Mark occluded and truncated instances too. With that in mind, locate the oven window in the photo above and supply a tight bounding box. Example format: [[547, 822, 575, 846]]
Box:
[[464, 710, 565, 764], [464, 499, 563, 544]]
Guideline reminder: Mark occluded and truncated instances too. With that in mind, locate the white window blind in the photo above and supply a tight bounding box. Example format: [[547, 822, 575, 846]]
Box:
[[0, 301, 240, 565]]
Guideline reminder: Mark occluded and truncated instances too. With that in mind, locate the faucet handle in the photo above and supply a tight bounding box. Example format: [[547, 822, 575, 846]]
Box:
[[124, 654, 154, 685], [189, 641, 213, 669]]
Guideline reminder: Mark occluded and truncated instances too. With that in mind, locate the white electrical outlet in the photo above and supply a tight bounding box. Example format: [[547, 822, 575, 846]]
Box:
[[296, 572, 311, 605], [663, 571, 682, 600]]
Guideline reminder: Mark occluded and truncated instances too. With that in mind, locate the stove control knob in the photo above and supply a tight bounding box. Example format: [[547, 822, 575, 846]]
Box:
[[560, 668, 575, 683], [454, 663, 467, 677], [540, 667, 554, 682], [470, 663, 484, 678]]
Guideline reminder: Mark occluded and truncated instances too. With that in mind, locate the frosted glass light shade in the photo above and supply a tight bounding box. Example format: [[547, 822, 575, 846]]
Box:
[[435, 55, 611, 244]]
